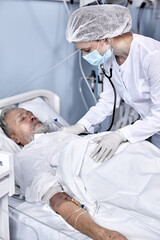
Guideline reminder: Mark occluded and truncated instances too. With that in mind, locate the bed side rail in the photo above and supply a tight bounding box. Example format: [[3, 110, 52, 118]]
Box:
[[0, 151, 15, 196]]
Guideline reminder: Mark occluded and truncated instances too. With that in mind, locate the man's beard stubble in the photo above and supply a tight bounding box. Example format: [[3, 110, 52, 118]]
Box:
[[24, 121, 51, 144]]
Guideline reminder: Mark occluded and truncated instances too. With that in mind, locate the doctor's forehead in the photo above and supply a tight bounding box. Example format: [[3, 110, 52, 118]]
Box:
[[74, 41, 96, 50]]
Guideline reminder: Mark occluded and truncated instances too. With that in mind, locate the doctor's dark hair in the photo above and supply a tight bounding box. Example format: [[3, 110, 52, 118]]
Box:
[[0, 105, 17, 137]]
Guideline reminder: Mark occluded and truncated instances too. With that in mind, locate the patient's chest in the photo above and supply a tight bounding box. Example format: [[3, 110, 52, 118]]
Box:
[[24, 131, 80, 166]]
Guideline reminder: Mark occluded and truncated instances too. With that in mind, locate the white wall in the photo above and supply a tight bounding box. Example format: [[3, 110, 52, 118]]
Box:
[[129, 4, 160, 40], [0, 0, 93, 124]]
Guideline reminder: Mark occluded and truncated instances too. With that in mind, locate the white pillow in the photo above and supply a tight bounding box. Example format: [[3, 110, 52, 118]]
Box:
[[0, 128, 21, 153], [18, 97, 69, 127], [0, 97, 69, 153]]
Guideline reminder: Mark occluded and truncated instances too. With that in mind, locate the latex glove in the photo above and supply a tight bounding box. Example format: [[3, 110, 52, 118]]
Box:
[[91, 130, 126, 162], [58, 123, 86, 135]]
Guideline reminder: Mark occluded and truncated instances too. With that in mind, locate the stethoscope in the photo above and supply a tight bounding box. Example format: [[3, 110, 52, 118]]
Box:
[[100, 64, 117, 131]]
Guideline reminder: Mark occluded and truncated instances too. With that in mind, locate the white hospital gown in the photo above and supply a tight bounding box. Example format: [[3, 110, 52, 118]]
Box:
[[14, 132, 80, 203]]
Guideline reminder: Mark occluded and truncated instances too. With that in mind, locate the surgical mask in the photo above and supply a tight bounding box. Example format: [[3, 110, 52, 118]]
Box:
[[83, 47, 113, 66]]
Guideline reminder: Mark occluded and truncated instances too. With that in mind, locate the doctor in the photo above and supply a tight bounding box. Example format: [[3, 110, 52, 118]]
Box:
[[61, 4, 160, 161]]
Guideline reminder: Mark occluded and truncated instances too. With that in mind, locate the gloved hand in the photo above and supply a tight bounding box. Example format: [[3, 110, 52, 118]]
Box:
[[91, 130, 126, 162], [58, 123, 86, 135]]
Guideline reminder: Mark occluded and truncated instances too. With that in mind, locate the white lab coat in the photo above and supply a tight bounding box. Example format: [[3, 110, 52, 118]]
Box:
[[79, 34, 160, 144]]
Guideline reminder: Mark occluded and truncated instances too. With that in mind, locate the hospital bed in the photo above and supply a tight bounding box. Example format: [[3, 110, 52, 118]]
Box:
[[0, 89, 89, 240], [1, 89, 160, 240]]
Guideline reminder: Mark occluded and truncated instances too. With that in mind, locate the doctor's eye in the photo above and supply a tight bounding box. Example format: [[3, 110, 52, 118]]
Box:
[[84, 49, 90, 53]]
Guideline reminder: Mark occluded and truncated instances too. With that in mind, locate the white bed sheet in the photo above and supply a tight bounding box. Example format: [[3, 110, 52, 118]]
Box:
[[56, 135, 160, 240], [9, 196, 89, 240], [13, 131, 160, 240]]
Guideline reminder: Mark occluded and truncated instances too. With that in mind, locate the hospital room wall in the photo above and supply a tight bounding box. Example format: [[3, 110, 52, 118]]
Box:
[[129, 4, 160, 41], [0, 1, 160, 126], [0, 0, 93, 124]]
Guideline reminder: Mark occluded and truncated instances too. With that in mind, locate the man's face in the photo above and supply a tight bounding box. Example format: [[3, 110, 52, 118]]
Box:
[[5, 108, 43, 146]]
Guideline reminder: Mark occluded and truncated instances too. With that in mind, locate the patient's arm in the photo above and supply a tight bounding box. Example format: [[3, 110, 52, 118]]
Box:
[[50, 192, 128, 240]]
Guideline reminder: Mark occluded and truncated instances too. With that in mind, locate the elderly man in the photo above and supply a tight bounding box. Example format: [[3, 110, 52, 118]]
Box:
[[0, 105, 127, 240], [0, 105, 160, 240]]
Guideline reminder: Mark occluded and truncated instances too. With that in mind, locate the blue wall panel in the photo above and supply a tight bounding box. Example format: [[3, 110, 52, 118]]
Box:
[[0, 1, 159, 125]]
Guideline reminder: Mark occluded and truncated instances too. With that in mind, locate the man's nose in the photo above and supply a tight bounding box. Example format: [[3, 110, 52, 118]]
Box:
[[29, 115, 35, 122]]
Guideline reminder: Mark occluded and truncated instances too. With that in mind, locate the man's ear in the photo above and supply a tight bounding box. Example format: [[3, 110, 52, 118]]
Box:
[[10, 134, 21, 145]]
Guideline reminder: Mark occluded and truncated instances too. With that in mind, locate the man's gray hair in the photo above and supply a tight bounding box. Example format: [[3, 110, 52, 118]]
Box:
[[0, 105, 17, 137]]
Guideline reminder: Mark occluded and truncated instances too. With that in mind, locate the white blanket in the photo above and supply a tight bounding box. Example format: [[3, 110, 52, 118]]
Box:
[[14, 132, 160, 240], [56, 136, 160, 240]]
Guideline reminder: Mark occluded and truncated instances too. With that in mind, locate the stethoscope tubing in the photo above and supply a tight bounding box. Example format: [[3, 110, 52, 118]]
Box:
[[100, 64, 117, 131]]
